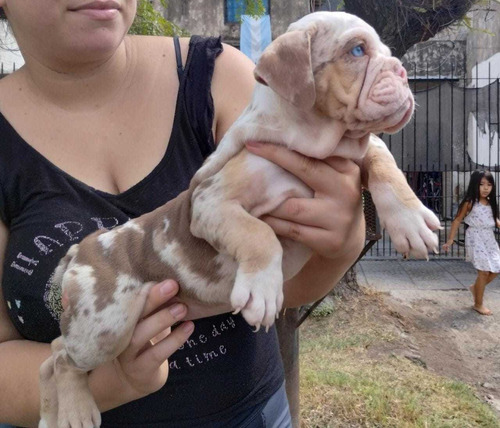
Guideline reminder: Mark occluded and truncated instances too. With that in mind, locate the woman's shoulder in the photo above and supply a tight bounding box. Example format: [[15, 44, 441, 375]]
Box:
[[0, 70, 37, 138], [0, 69, 27, 109], [210, 41, 256, 143], [127, 35, 185, 65]]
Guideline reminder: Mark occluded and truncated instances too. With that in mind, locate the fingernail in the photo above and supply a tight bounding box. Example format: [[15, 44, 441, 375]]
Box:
[[169, 303, 185, 318], [160, 280, 176, 296], [182, 321, 194, 334]]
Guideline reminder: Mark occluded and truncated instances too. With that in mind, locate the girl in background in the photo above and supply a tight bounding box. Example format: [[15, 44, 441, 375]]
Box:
[[443, 170, 500, 315]]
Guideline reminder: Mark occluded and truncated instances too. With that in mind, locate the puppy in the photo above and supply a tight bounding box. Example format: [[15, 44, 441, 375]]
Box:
[[39, 12, 441, 428]]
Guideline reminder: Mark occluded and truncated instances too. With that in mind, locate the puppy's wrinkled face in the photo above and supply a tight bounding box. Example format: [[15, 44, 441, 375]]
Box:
[[302, 13, 413, 134], [255, 12, 414, 136]]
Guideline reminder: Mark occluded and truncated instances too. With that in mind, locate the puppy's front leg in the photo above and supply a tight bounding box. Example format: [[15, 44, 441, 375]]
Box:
[[191, 177, 284, 331], [39, 356, 58, 428], [361, 134, 441, 258]]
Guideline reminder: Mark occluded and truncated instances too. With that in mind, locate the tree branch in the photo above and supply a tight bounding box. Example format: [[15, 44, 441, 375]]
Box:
[[344, 0, 479, 57]]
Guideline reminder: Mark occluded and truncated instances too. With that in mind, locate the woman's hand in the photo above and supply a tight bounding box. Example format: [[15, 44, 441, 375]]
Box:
[[246, 141, 363, 260], [103, 280, 194, 401]]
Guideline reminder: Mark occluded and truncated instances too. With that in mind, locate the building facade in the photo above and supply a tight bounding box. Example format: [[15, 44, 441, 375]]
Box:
[[163, 0, 309, 47]]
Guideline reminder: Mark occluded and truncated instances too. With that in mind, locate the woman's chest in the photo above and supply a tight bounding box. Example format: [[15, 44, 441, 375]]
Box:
[[1, 81, 178, 195]]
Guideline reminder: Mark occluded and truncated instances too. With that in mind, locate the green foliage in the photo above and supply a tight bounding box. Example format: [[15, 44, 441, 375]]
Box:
[[311, 299, 336, 318], [129, 0, 188, 37], [235, 0, 267, 21], [244, 0, 266, 18]]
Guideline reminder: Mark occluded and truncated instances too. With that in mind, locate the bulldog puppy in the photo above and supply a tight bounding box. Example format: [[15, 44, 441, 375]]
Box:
[[39, 11, 440, 428]]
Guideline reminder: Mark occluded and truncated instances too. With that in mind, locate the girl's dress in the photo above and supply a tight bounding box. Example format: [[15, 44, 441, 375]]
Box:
[[464, 202, 500, 272]]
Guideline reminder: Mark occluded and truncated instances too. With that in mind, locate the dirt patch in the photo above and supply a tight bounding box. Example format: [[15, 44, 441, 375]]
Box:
[[352, 288, 500, 415]]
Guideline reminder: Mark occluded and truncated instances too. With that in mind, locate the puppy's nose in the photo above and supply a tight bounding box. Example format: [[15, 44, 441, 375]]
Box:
[[395, 64, 407, 81]]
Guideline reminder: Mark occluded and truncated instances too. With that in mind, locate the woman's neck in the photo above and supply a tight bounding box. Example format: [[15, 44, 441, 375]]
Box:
[[16, 37, 136, 112]]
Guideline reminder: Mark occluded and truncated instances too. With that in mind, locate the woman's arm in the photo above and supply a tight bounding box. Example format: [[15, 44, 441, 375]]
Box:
[[442, 202, 471, 252], [0, 220, 53, 425], [0, 221, 193, 426], [211, 43, 256, 144]]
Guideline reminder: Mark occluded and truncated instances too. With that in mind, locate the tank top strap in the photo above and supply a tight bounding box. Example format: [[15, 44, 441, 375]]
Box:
[[173, 36, 184, 81], [179, 35, 223, 158]]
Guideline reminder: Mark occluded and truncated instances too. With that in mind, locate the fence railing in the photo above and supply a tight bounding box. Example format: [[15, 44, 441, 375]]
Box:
[[368, 64, 500, 258]]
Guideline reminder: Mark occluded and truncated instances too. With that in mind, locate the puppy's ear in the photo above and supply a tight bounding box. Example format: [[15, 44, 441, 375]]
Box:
[[254, 27, 317, 110]]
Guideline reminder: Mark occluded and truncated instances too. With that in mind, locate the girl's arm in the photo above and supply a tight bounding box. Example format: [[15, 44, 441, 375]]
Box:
[[442, 202, 471, 252], [0, 221, 192, 426], [496, 218, 500, 229]]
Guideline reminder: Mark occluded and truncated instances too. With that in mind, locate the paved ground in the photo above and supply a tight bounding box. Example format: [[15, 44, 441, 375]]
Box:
[[357, 259, 500, 306]]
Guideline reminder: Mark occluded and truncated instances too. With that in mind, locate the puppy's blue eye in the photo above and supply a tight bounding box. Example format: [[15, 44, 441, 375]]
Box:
[[351, 45, 365, 57]]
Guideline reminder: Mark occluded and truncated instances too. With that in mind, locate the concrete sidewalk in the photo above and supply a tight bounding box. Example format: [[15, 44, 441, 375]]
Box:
[[357, 259, 500, 303]]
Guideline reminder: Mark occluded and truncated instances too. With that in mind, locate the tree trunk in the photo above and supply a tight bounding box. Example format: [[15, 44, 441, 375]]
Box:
[[332, 265, 361, 299], [344, 0, 478, 58]]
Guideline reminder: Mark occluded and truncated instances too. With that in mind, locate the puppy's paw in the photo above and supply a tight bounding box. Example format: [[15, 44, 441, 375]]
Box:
[[39, 408, 58, 428], [230, 257, 284, 331], [381, 203, 441, 259], [38, 419, 50, 428], [58, 390, 101, 428]]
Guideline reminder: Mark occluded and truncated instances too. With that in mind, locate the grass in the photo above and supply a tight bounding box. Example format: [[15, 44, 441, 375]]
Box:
[[299, 293, 500, 428]]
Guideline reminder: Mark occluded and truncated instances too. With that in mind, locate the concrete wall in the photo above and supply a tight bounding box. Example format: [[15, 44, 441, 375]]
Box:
[[164, 0, 310, 45], [467, 1, 500, 87], [402, 39, 466, 80], [401, 4, 500, 83], [401, 24, 469, 80], [163, 1, 226, 39]]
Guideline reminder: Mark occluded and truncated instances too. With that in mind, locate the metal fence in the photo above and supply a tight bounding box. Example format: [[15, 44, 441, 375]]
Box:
[[368, 64, 500, 259]]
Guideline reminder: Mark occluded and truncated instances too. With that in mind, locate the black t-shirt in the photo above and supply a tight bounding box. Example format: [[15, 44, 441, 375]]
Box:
[[0, 36, 283, 427]]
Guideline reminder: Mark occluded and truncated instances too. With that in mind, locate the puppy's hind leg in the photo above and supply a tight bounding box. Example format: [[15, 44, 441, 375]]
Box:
[[51, 337, 101, 428], [39, 356, 58, 428]]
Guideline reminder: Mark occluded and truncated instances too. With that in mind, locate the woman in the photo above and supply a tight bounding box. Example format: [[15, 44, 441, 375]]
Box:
[[0, 1, 365, 426]]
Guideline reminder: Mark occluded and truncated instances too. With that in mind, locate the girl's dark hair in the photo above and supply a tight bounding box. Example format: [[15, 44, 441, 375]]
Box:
[[458, 170, 498, 221], [0, 8, 5, 20]]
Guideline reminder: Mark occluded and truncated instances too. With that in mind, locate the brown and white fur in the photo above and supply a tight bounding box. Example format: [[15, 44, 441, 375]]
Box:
[[39, 12, 441, 428]]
